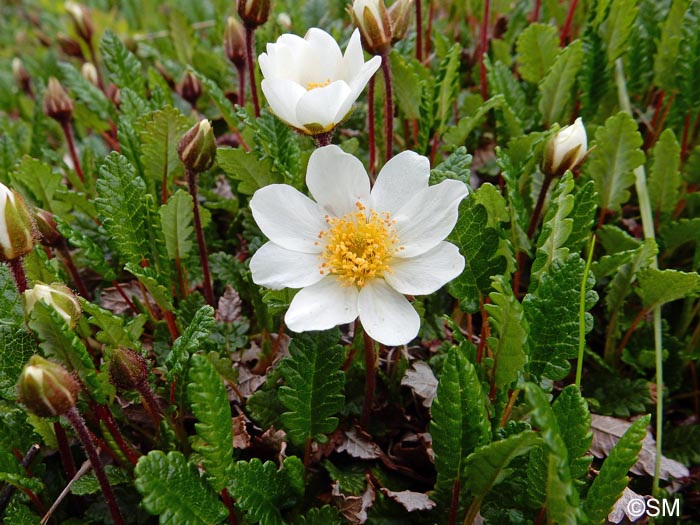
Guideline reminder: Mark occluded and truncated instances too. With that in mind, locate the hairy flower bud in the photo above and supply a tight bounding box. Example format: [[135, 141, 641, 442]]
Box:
[[388, 0, 413, 43], [109, 347, 148, 391], [224, 16, 247, 68], [81, 62, 99, 86], [43, 77, 74, 124], [57, 34, 85, 59], [350, 0, 393, 55], [542, 117, 588, 177], [65, 1, 94, 43], [34, 209, 63, 248], [12, 58, 32, 95], [24, 283, 82, 328], [237, 0, 271, 28], [0, 182, 36, 262], [178, 120, 217, 173], [18, 356, 80, 418], [177, 71, 202, 107]]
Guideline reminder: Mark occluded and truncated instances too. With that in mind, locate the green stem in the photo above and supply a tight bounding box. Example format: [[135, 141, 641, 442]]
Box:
[[615, 58, 663, 496], [576, 235, 596, 388]]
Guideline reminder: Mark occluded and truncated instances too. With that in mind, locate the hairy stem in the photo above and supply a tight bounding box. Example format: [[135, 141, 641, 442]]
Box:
[[59, 243, 90, 299], [54, 421, 77, 478], [381, 53, 394, 161], [236, 65, 246, 107], [137, 382, 164, 428], [415, 0, 423, 62], [360, 330, 377, 429], [368, 75, 377, 177], [61, 122, 84, 184], [8, 257, 28, 293], [65, 408, 124, 525], [560, 0, 579, 46], [527, 173, 554, 239], [312, 131, 334, 148], [187, 168, 215, 306], [245, 26, 260, 117]]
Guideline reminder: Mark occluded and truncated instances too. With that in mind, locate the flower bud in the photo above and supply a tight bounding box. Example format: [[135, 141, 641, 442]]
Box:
[[109, 347, 148, 391], [177, 71, 202, 107], [81, 62, 99, 86], [542, 117, 588, 177], [57, 34, 85, 59], [350, 0, 393, 55], [237, 0, 271, 28], [24, 283, 82, 328], [43, 77, 74, 124], [65, 1, 94, 43], [224, 16, 247, 68], [178, 120, 217, 173], [105, 83, 121, 107], [18, 355, 80, 418], [0, 182, 36, 262], [389, 0, 413, 44], [276, 12, 292, 30], [12, 58, 32, 95], [34, 209, 63, 248]]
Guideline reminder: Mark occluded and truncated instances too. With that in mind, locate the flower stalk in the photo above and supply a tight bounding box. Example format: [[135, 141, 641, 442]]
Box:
[[245, 27, 261, 117], [188, 167, 215, 306], [381, 53, 394, 160], [8, 257, 28, 293], [360, 329, 377, 429]]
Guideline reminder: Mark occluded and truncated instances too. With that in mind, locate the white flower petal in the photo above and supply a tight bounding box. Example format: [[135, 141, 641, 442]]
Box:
[[341, 29, 367, 80], [285, 277, 359, 331], [295, 81, 353, 129], [393, 179, 469, 257], [384, 242, 465, 295], [347, 55, 381, 98], [261, 78, 306, 129], [370, 151, 430, 216], [358, 279, 420, 346], [302, 28, 343, 82], [306, 145, 371, 217], [250, 242, 324, 290], [250, 184, 327, 253]]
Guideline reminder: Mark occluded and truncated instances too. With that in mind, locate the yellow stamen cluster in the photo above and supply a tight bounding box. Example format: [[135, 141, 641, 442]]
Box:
[[317, 202, 401, 288], [306, 78, 332, 90]]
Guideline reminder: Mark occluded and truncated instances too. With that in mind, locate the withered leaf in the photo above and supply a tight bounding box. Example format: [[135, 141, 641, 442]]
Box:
[[379, 488, 436, 512], [338, 427, 381, 459], [331, 480, 374, 524], [216, 285, 242, 323], [607, 487, 645, 523], [232, 414, 250, 449], [401, 362, 438, 407]]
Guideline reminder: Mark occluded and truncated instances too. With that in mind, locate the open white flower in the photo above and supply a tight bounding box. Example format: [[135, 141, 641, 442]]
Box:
[[258, 28, 381, 135], [250, 145, 468, 346]]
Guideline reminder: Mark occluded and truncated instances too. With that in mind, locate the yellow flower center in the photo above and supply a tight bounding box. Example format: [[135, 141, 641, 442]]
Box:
[[306, 78, 332, 90], [317, 202, 402, 288]]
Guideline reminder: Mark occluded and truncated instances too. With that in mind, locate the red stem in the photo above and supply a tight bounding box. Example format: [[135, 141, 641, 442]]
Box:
[[221, 488, 239, 525], [236, 65, 246, 107], [137, 382, 164, 428], [381, 54, 394, 161], [111, 280, 139, 314], [360, 330, 377, 430], [368, 75, 377, 177], [616, 307, 650, 357], [61, 122, 84, 184], [560, 0, 579, 46], [245, 26, 260, 117], [527, 173, 554, 239], [530, 0, 542, 21], [59, 244, 90, 299], [8, 257, 27, 293], [644, 90, 665, 150], [681, 113, 692, 164], [448, 478, 460, 525], [425, 2, 434, 60], [415, 0, 423, 62], [54, 421, 77, 478], [480, 0, 491, 101], [187, 168, 215, 306], [92, 403, 140, 466]]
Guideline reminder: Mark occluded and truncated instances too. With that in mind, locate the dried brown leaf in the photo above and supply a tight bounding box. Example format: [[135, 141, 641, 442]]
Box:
[[379, 488, 436, 512], [607, 487, 645, 523], [338, 427, 381, 459], [401, 362, 438, 408], [332, 480, 374, 524], [260, 426, 287, 463], [216, 285, 242, 323], [99, 281, 146, 314], [213, 174, 235, 199], [232, 414, 250, 449]]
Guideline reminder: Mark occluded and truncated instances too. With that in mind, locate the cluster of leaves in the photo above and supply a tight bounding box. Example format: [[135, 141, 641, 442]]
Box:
[[1, 0, 700, 524]]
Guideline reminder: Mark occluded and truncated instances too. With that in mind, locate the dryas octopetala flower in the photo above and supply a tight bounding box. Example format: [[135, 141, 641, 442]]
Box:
[[24, 282, 82, 328], [17, 355, 80, 418], [542, 117, 588, 177], [250, 145, 468, 346], [258, 28, 381, 136], [0, 182, 36, 262], [350, 0, 393, 55]]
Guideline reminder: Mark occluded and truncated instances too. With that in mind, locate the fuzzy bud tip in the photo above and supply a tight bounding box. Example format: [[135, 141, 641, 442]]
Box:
[[24, 282, 82, 328], [43, 77, 74, 124], [237, 0, 271, 28], [178, 120, 217, 173], [0, 182, 36, 262], [18, 356, 80, 418], [109, 347, 148, 391]]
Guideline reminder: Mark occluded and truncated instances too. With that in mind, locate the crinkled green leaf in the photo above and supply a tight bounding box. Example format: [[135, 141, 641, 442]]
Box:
[[636, 268, 700, 308], [56, 218, 117, 281], [195, 72, 242, 131], [653, 0, 688, 90], [254, 110, 302, 188], [159, 189, 194, 262], [217, 147, 282, 195], [487, 59, 530, 131], [583, 415, 650, 524], [187, 353, 234, 492], [552, 385, 593, 481], [566, 181, 597, 252], [0, 326, 36, 400], [165, 305, 215, 379], [599, 0, 639, 62], [0, 263, 23, 327], [10, 156, 64, 214], [139, 106, 190, 189], [538, 40, 583, 126], [443, 95, 506, 148], [135, 450, 228, 525], [434, 43, 462, 134], [516, 23, 560, 84], [430, 146, 472, 185], [278, 330, 345, 446], [82, 300, 142, 351], [585, 111, 645, 214], [675, 0, 700, 118], [125, 263, 173, 312], [291, 505, 343, 525], [390, 49, 424, 119], [70, 465, 130, 495], [648, 128, 682, 216], [57, 61, 113, 121], [100, 30, 146, 99], [660, 218, 700, 251]]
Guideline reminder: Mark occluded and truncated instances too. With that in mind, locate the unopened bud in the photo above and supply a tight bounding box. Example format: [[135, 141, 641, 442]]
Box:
[[12, 58, 31, 92], [18, 355, 80, 418], [237, 0, 271, 28], [276, 12, 292, 30], [389, 0, 413, 44], [105, 83, 121, 107], [177, 71, 202, 107], [0, 182, 36, 262], [178, 120, 216, 173], [224, 16, 247, 68], [542, 117, 588, 177], [350, 0, 392, 55], [43, 77, 74, 124], [81, 62, 99, 86], [34, 209, 63, 248], [65, 1, 94, 43], [109, 347, 148, 391], [57, 34, 85, 59], [24, 282, 82, 328]]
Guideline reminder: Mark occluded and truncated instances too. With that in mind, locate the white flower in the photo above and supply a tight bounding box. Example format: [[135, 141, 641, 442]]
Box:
[[258, 28, 381, 135], [249, 146, 468, 346], [544, 117, 588, 176]]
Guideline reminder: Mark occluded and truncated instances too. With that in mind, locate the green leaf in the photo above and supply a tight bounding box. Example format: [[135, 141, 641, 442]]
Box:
[[486, 59, 530, 131], [125, 263, 173, 311], [165, 305, 215, 379], [524, 384, 579, 525], [229, 457, 305, 525], [57, 62, 113, 121], [159, 190, 195, 262], [434, 43, 462, 134], [636, 268, 700, 308], [444, 95, 506, 147], [585, 111, 645, 214], [195, 72, 242, 132], [516, 23, 560, 84], [95, 153, 151, 267], [660, 218, 700, 251], [568, 181, 597, 253], [255, 111, 302, 188], [390, 50, 423, 119], [291, 506, 343, 525], [82, 301, 142, 351], [139, 106, 190, 189], [217, 147, 282, 195], [552, 385, 592, 481], [599, 0, 639, 62], [0, 263, 23, 327], [430, 146, 472, 185], [525, 254, 597, 381], [135, 450, 228, 525], [10, 156, 64, 214], [0, 327, 36, 400], [187, 354, 234, 492], [0, 134, 18, 184], [538, 40, 583, 126], [430, 346, 491, 504], [648, 128, 682, 216], [247, 388, 285, 429], [485, 276, 528, 388], [28, 301, 106, 403], [70, 465, 130, 495], [583, 415, 650, 524], [448, 188, 508, 313], [277, 331, 345, 446], [100, 30, 146, 99], [653, 0, 689, 90], [56, 219, 117, 281], [676, 0, 700, 117]]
